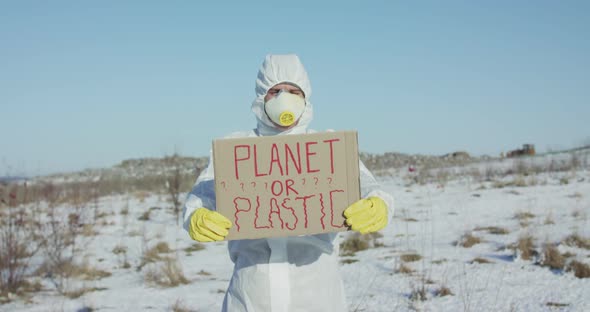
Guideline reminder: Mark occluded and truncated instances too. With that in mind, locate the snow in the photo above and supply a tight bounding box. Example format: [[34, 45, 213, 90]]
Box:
[[2, 155, 590, 312]]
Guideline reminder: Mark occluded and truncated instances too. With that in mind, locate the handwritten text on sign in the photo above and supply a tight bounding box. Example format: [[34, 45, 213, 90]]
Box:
[[213, 131, 360, 240]]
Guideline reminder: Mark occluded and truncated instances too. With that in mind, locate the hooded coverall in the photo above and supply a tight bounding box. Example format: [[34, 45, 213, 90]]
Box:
[[182, 54, 395, 312]]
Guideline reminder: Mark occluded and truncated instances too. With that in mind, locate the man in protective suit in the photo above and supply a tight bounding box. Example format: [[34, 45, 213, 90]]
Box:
[[182, 54, 394, 312]]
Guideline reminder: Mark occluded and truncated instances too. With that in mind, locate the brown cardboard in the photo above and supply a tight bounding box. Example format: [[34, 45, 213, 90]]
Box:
[[212, 131, 360, 240]]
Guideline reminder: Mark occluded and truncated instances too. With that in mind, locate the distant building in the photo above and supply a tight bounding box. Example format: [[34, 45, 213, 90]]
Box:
[[507, 144, 535, 158]]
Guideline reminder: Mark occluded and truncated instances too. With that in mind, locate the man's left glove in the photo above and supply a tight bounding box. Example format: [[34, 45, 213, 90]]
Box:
[[344, 196, 388, 234], [189, 208, 232, 242]]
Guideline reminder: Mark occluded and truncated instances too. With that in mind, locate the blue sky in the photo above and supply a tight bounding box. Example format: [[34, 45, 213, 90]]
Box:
[[1, 1, 589, 176]]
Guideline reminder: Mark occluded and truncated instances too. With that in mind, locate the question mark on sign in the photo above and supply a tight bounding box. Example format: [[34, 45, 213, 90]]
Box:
[[327, 177, 333, 185], [302, 178, 306, 185], [314, 177, 319, 185], [251, 182, 256, 188], [240, 182, 244, 191], [221, 181, 227, 190], [264, 182, 268, 190]]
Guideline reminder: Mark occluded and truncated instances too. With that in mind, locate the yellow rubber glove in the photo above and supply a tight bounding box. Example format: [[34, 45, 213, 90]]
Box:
[[189, 208, 232, 242], [344, 196, 388, 234]]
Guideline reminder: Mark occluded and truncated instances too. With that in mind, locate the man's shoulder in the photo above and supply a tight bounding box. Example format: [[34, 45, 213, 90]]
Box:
[[221, 130, 257, 139]]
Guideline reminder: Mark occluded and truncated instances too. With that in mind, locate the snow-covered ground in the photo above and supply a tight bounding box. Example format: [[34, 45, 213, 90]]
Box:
[[2, 157, 589, 312]]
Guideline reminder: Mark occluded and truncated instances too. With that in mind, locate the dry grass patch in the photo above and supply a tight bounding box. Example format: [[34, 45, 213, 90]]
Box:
[[540, 244, 565, 270], [184, 243, 206, 253], [396, 263, 414, 274], [145, 257, 190, 287], [340, 233, 371, 256], [400, 253, 422, 263], [63, 286, 107, 299], [546, 302, 569, 308], [471, 257, 492, 264], [455, 232, 482, 248], [474, 226, 510, 235], [434, 285, 453, 297], [138, 210, 151, 221], [566, 261, 590, 278], [563, 233, 590, 249], [340, 259, 358, 265], [514, 211, 535, 221], [112, 245, 127, 255], [171, 299, 194, 312], [513, 234, 537, 261]]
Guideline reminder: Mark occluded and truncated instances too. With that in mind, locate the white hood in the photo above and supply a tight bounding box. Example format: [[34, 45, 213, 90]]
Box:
[[251, 54, 313, 136]]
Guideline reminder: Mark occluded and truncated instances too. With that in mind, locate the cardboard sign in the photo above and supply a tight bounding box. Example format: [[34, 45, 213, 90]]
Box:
[[213, 131, 360, 240]]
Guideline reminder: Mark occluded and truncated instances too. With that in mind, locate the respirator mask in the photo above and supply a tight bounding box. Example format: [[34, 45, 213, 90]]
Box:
[[264, 90, 306, 127]]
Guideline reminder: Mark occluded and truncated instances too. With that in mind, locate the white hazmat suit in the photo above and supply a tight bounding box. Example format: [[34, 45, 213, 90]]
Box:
[[182, 54, 394, 312]]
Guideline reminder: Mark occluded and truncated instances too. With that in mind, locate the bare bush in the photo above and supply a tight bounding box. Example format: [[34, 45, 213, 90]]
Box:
[[566, 261, 590, 278], [0, 183, 43, 297], [513, 234, 537, 261], [473, 226, 510, 235], [540, 244, 565, 270], [455, 232, 482, 248], [400, 253, 422, 263], [144, 256, 189, 288], [563, 234, 590, 249], [339, 232, 383, 256]]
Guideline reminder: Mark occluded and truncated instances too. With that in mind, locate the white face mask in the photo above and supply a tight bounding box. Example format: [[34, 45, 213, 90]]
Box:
[[264, 91, 306, 127]]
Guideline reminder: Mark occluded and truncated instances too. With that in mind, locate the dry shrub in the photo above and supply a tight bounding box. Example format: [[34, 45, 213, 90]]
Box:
[[566, 261, 590, 278], [396, 263, 414, 274], [514, 211, 535, 220], [562, 252, 576, 258], [144, 257, 190, 287], [456, 233, 482, 248], [140, 241, 172, 269], [514, 234, 537, 261], [0, 184, 44, 298], [340, 259, 358, 265], [544, 214, 555, 225], [171, 299, 194, 312], [471, 257, 492, 264], [340, 232, 370, 256], [63, 286, 107, 299], [546, 302, 569, 308], [138, 210, 151, 221], [563, 234, 590, 249], [400, 253, 422, 263], [540, 244, 565, 270], [473, 226, 510, 235], [435, 285, 453, 297], [184, 243, 205, 254], [112, 245, 127, 255], [409, 283, 427, 301]]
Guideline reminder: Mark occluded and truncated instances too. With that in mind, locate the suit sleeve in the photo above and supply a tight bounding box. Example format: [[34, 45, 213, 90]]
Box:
[[182, 150, 217, 232]]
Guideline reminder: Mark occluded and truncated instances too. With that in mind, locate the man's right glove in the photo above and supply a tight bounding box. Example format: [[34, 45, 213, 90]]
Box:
[[189, 208, 232, 242]]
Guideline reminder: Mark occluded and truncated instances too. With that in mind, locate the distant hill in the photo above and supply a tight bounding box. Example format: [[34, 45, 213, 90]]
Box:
[[0, 176, 28, 184]]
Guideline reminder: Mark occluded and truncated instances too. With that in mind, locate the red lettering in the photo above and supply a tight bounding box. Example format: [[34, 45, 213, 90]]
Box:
[[305, 141, 320, 173], [271, 180, 283, 196], [295, 195, 315, 228], [234, 145, 250, 180], [253, 144, 268, 177], [329, 190, 345, 228], [269, 198, 284, 229], [254, 196, 270, 229], [323, 138, 340, 174], [285, 142, 302, 175], [269, 143, 284, 176], [280, 198, 298, 230], [233, 197, 252, 232], [285, 179, 299, 196]]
